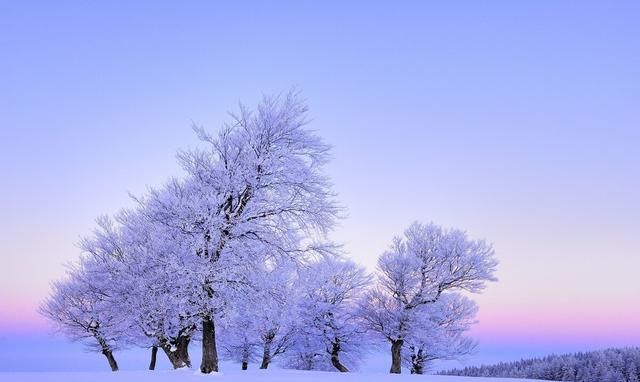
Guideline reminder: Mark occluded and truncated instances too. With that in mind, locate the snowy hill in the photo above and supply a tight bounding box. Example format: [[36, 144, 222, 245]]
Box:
[[0, 369, 551, 382]]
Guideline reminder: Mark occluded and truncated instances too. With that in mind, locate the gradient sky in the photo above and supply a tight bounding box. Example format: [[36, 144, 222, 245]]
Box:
[[1, 0, 639, 372]]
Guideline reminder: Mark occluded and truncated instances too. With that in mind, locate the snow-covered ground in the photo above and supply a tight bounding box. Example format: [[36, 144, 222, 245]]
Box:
[[0, 369, 549, 382]]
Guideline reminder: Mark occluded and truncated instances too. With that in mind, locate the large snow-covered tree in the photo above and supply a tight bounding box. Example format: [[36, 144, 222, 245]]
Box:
[[360, 221, 498, 374], [137, 91, 340, 373]]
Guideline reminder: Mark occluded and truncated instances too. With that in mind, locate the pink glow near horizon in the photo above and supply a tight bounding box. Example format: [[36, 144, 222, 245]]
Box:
[[2, 297, 639, 347], [472, 304, 640, 347], [0, 300, 49, 334]]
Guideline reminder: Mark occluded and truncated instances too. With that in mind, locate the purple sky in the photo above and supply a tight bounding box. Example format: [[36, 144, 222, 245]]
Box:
[[1, 0, 639, 371]]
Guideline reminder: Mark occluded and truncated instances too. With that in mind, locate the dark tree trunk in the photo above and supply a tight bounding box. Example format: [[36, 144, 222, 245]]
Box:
[[102, 349, 119, 372], [260, 335, 273, 369], [160, 333, 192, 369], [410, 347, 424, 375], [330, 342, 349, 372], [161, 344, 187, 369], [176, 334, 192, 367], [411, 360, 424, 375], [149, 346, 158, 370], [159, 332, 191, 369], [389, 339, 403, 374], [241, 346, 249, 370], [200, 316, 219, 373], [305, 355, 314, 371]]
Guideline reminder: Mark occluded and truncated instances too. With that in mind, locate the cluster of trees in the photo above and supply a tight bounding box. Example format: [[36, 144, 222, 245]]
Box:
[[440, 347, 640, 382], [40, 92, 498, 374]]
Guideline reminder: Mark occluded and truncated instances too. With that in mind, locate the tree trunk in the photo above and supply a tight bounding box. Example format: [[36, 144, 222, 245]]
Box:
[[149, 346, 158, 370], [102, 349, 119, 372], [260, 335, 273, 369], [389, 339, 403, 374], [330, 342, 349, 372], [305, 355, 314, 370], [176, 334, 192, 367], [241, 346, 249, 370], [410, 347, 424, 375], [411, 360, 424, 375], [161, 327, 194, 368], [200, 315, 219, 373], [161, 344, 187, 369]]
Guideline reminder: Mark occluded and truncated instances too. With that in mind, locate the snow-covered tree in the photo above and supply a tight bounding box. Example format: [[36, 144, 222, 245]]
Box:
[[360, 221, 498, 374], [114, 207, 200, 369], [287, 258, 371, 372], [136, 91, 340, 373], [403, 293, 478, 374], [220, 258, 298, 370], [252, 261, 298, 370], [219, 311, 260, 370], [283, 333, 326, 371], [40, 254, 123, 371], [441, 347, 640, 382]]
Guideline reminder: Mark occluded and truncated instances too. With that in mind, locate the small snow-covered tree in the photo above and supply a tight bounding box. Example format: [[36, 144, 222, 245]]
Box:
[[40, 256, 122, 371], [253, 261, 298, 370], [67, 208, 204, 370], [283, 334, 326, 371], [219, 294, 261, 371], [288, 258, 371, 372], [360, 222, 497, 374], [71, 209, 199, 370], [114, 207, 200, 369], [220, 258, 298, 370], [403, 293, 478, 374]]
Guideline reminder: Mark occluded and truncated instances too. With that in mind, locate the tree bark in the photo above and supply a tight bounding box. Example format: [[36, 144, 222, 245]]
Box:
[[161, 344, 186, 369], [176, 334, 192, 367], [200, 315, 219, 373], [149, 346, 158, 370], [102, 349, 119, 372], [411, 360, 424, 375], [160, 333, 192, 369], [305, 355, 314, 370], [260, 335, 273, 369], [330, 342, 349, 372], [241, 346, 249, 370], [389, 339, 403, 374], [410, 347, 424, 375]]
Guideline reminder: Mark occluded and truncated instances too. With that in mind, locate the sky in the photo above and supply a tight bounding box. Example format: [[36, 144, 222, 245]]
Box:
[[1, 0, 639, 372]]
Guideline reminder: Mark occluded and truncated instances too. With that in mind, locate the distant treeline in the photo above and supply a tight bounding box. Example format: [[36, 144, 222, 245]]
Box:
[[438, 347, 640, 382]]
